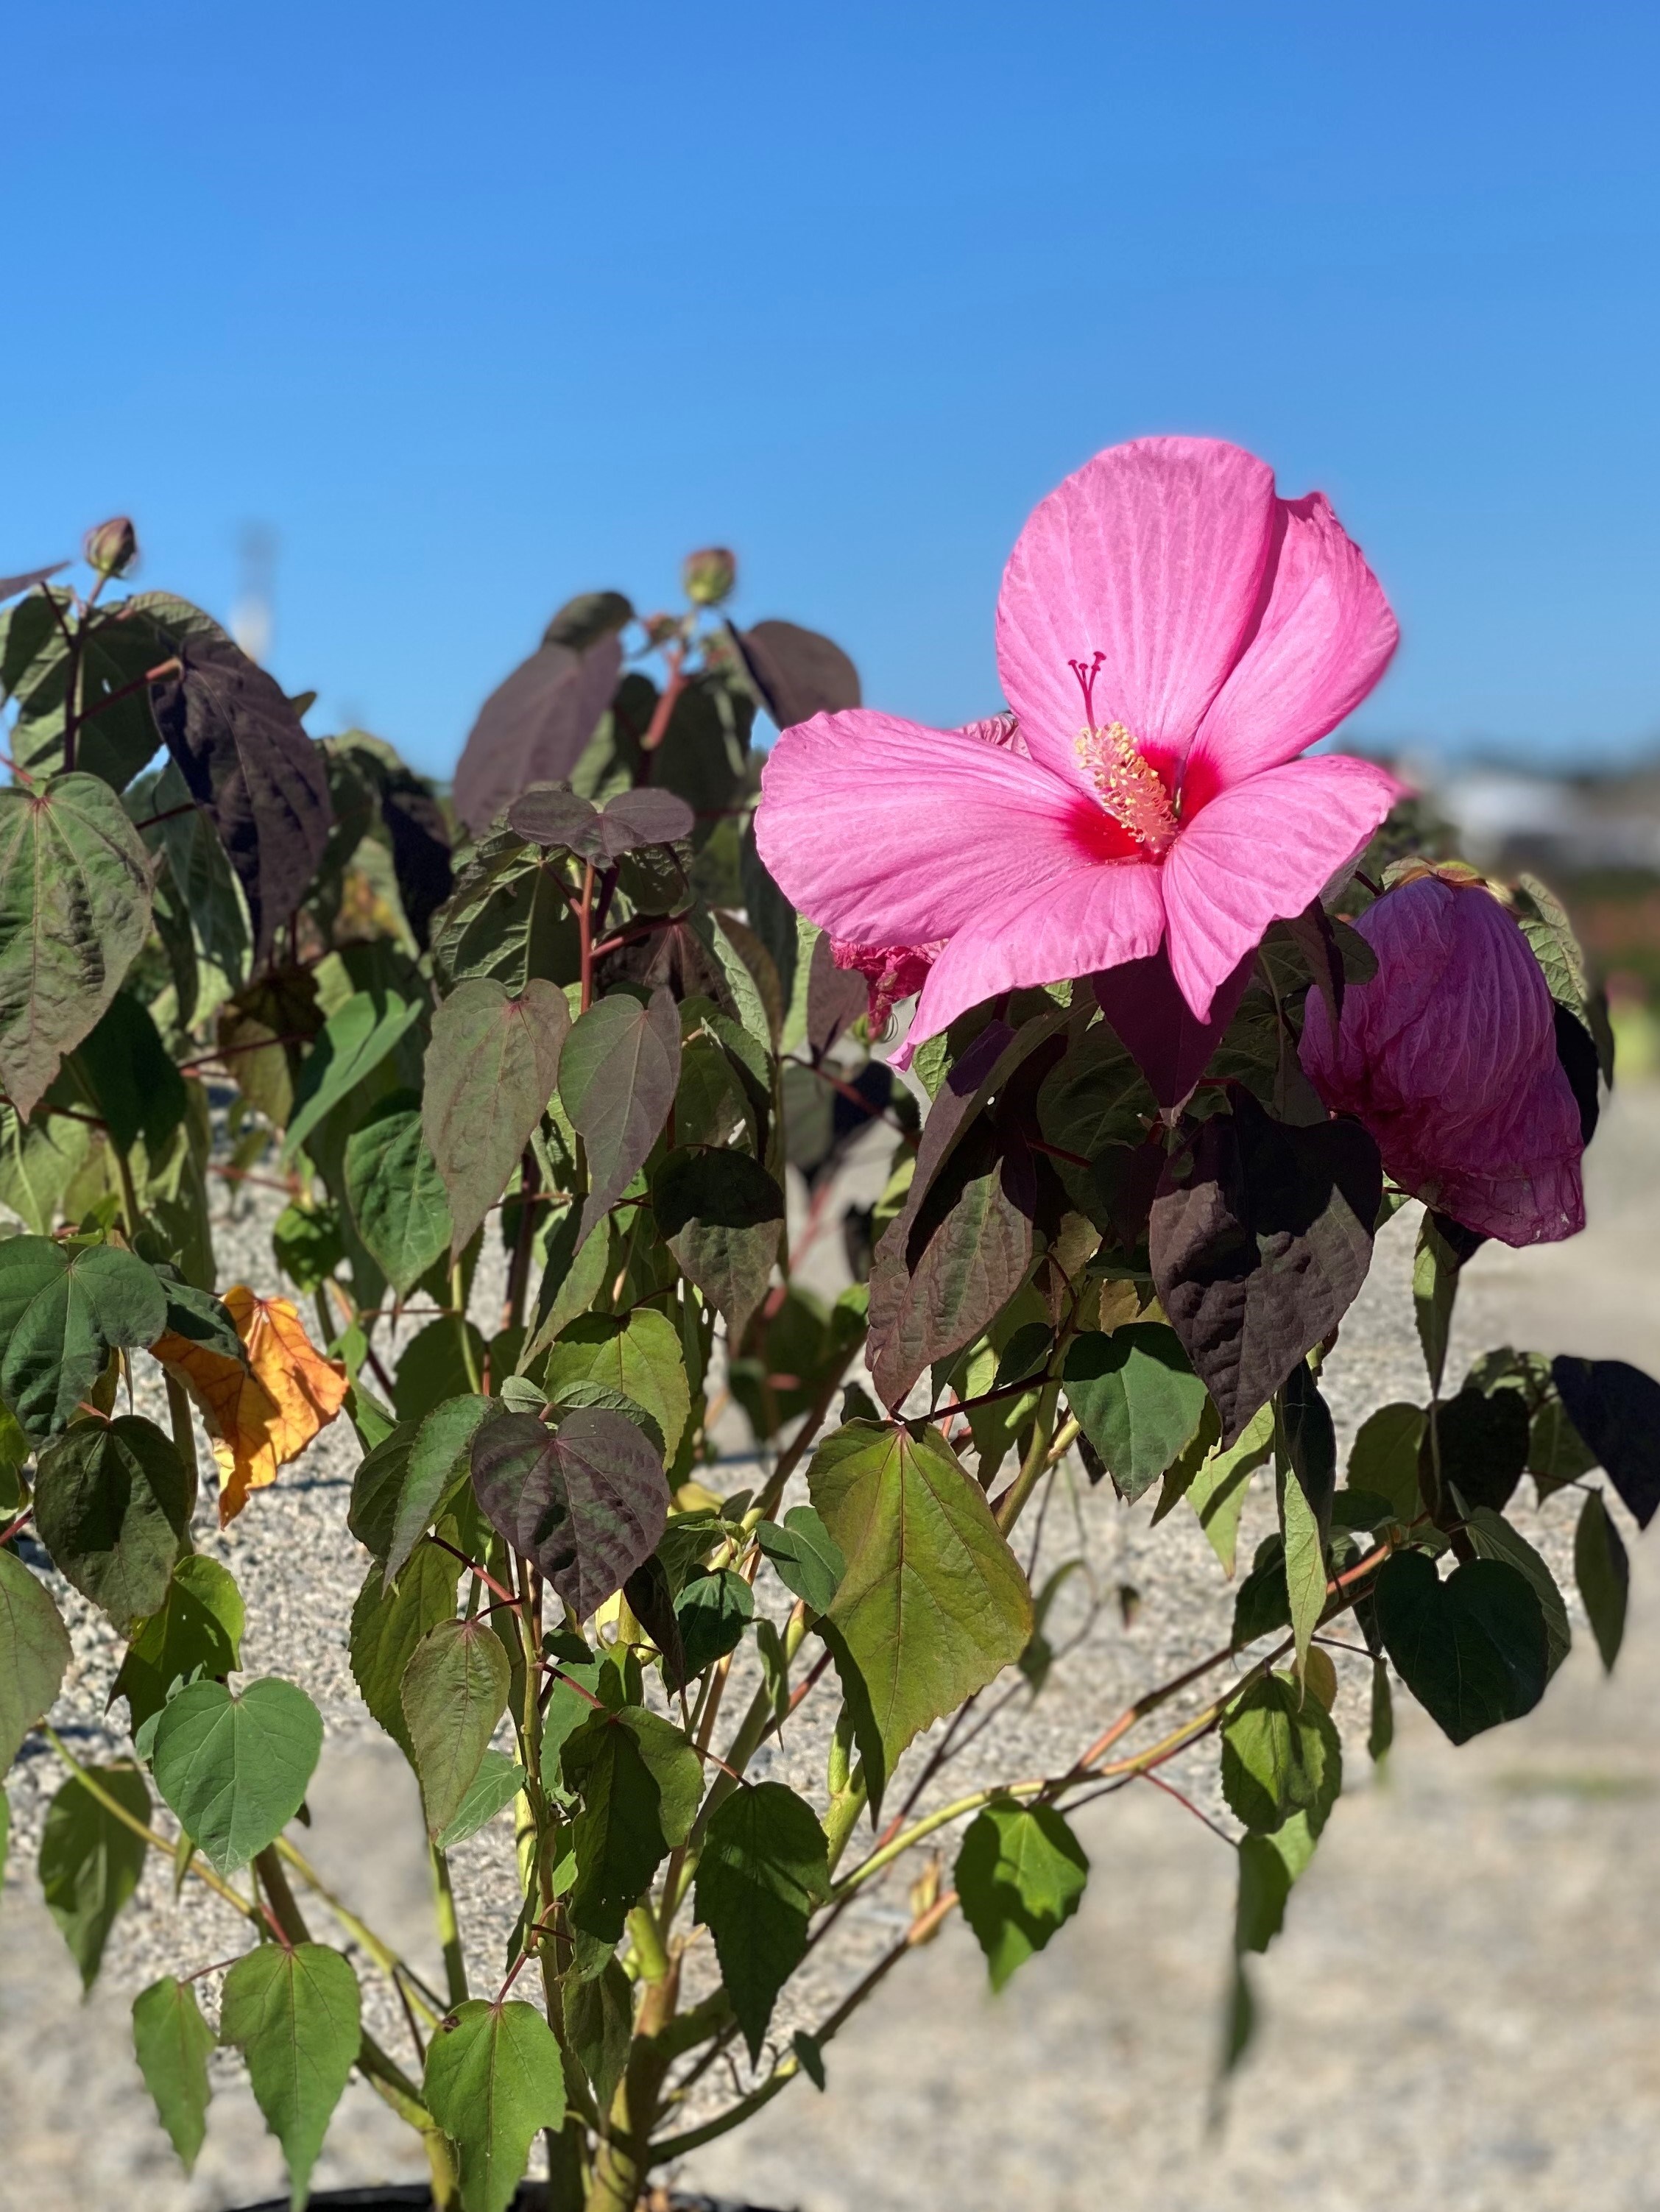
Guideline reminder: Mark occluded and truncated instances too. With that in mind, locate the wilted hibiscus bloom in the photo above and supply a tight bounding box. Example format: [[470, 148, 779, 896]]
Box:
[[1299, 873, 1586, 1245], [755, 436, 1402, 1056]]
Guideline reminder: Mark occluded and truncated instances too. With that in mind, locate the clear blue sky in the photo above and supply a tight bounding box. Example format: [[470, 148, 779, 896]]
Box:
[[5, 1, 1658, 778]]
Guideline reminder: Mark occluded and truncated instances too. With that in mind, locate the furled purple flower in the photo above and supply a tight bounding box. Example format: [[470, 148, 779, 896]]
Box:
[[1299, 873, 1586, 1245]]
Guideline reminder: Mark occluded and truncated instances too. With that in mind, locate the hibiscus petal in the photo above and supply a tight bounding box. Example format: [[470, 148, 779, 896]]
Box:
[[754, 709, 1099, 946], [908, 858, 1166, 1044], [1182, 492, 1399, 798], [995, 436, 1277, 788], [1160, 753, 1404, 1019]]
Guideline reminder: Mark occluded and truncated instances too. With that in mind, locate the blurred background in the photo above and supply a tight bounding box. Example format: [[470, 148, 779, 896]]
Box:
[[5, 7, 1660, 2209]]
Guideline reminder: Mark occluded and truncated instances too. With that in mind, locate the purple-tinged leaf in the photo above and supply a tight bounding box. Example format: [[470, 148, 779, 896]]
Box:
[[149, 634, 332, 967], [423, 977, 570, 1255], [470, 1407, 668, 1621], [736, 620, 861, 729], [453, 635, 624, 833], [805, 931, 867, 1061], [653, 1146, 784, 1345], [599, 786, 695, 854], [559, 986, 681, 1248], [507, 782, 693, 866], [1550, 1357, 1660, 1529], [0, 562, 67, 601], [543, 590, 633, 652], [1148, 1087, 1380, 1446], [1092, 945, 1255, 1110]]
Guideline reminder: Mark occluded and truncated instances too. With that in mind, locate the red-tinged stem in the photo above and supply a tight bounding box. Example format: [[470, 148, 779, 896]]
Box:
[[0, 1511, 31, 1547], [1028, 1135, 1092, 1170], [639, 646, 685, 755], [578, 861, 596, 1011], [426, 1532, 519, 1606], [74, 656, 180, 726], [787, 1057, 918, 1148]]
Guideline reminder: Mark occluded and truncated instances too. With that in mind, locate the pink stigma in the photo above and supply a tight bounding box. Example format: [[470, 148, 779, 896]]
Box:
[[1067, 650, 1106, 728]]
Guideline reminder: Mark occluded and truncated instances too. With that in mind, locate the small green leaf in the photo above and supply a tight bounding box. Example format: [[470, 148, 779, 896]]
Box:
[[401, 1616, 512, 1840], [424, 1999, 565, 2212], [344, 1092, 453, 1295], [563, 1706, 700, 1943], [33, 1415, 191, 1631], [695, 1781, 830, 2058], [386, 1396, 494, 1587], [674, 1568, 755, 1676], [1183, 1405, 1273, 1575], [544, 1308, 690, 1463], [1575, 1488, 1628, 1673], [113, 1555, 245, 1733], [1346, 1402, 1425, 1525], [0, 1236, 167, 1444], [1220, 1672, 1342, 1835], [38, 1763, 150, 1988], [0, 1547, 73, 1768], [1466, 1505, 1570, 1675], [1412, 1212, 1461, 1394], [1062, 1325, 1210, 1502], [149, 1677, 322, 1873], [1374, 1551, 1548, 1744], [0, 771, 155, 1121], [562, 1957, 632, 2116], [283, 989, 424, 1163], [755, 1504, 846, 1615], [71, 992, 188, 1156], [349, 1545, 460, 1761], [808, 1421, 1032, 1813], [956, 1798, 1088, 1990], [220, 1942, 361, 2212], [434, 1749, 526, 1851], [392, 1314, 490, 1427], [133, 1975, 216, 2174]]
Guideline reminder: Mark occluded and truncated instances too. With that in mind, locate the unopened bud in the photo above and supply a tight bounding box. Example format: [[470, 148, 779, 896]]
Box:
[[83, 515, 138, 578], [640, 611, 682, 649], [682, 546, 736, 607]]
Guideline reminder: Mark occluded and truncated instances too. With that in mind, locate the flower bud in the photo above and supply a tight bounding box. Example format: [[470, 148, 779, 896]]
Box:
[[83, 515, 138, 578], [1299, 874, 1585, 1246], [639, 611, 682, 650], [682, 546, 737, 607]]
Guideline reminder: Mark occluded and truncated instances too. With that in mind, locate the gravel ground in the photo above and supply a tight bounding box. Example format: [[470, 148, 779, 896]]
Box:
[[4, 1089, 1659, 2212]]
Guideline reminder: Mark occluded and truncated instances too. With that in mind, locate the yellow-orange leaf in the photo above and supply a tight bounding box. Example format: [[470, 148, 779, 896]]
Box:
[[152, 1286, 348, 1524]]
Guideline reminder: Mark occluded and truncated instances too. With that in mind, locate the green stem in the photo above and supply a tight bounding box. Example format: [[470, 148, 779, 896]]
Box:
[[451, 1257, 482, 1393], [164, 1371, 201, 1528], [431, 1845, 470, 2008], [994, 1379, 1061, 1535]]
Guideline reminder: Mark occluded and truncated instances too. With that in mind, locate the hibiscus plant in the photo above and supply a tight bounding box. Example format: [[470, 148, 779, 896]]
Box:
[[1, 444, 1656, 2212]]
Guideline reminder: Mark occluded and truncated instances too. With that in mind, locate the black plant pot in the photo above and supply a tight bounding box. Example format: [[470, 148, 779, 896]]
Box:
[[236, 2188, 789, 2212]]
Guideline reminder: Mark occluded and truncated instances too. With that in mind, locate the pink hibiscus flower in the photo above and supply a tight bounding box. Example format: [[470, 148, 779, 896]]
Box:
[[755, 437, 1404, 1057]]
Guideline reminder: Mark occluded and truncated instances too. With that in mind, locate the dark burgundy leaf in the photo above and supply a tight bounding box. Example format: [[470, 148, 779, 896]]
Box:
[[736, 620, 861, 730], [1089, 1137, 1165, 1252], [453, 635, 623, 832], [470, 1406, 668, 1620], [0, 562, 67, 601], [1148, 1087, 1382, 1445], [653, 1146, 784, 1344], [378, 773, 452, 949], [600, 788, 694, 856], [508, 784, 603, 855], [805, 932, 868, 1061], [1550, 1357, 1660, 1528], [148, 633, 332, 967], [1092, 946, 1255, 1109], [866, 1117, 1037, 1410]]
